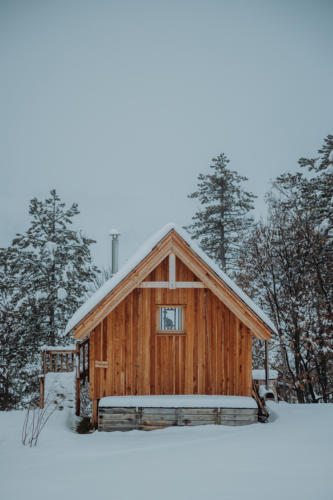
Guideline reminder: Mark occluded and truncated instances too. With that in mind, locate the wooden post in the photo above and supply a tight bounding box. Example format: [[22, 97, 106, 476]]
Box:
[[92, 399, 99, 428], [66, 353, 69, 372], [75, 378, 80, 416], [265, 340, 269, 389], [40, 352, 45, 409], [60, 354, 63, 372], [75, 346, 80, 416], [40, 376, 45, 409], [82, 344, 86, 372], [43, 351, 47, 375], [82, 343, 86, 384], [87, 342, 90, 382]]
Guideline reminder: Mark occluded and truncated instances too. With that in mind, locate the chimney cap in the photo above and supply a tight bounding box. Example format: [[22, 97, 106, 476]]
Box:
[[109, 228, 120, 236]]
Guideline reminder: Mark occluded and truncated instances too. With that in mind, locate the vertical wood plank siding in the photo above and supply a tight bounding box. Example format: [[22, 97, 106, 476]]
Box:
[[89, 259, 252, 399]]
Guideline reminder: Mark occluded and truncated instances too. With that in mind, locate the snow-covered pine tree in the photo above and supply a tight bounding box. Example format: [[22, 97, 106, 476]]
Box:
[[297, 134, 333, 247], [0, 247, 32, 409], [184, 153, 257, 273], [11, 190, 99, 347]]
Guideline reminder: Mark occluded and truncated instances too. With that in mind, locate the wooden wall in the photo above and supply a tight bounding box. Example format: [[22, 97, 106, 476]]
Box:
[[89, 257, 253, 400]]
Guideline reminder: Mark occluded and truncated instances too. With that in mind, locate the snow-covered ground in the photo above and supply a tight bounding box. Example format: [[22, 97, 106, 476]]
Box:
[[1, 403, 332, 500]]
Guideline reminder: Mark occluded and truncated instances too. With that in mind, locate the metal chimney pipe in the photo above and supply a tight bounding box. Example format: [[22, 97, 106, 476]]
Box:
[[109, 229, 120, 276]]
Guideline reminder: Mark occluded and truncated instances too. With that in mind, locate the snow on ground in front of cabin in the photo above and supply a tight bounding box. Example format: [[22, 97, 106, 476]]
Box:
[[44, 372, 75, 401], [1, 403, 332, 500]]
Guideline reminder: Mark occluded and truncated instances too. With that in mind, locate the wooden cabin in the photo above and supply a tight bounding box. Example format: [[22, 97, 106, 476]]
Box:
[[58, 223, 275, 429]]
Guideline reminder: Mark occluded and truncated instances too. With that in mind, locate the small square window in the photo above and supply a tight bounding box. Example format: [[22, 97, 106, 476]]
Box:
[[157, 306, 184, 333]]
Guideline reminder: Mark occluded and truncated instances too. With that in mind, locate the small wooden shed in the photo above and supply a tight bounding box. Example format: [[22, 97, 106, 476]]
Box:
[[64, 223, 275, 427]]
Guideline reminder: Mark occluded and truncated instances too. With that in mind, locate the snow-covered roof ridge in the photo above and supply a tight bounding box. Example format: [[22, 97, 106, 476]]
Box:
[[64, 222, 276, 335]]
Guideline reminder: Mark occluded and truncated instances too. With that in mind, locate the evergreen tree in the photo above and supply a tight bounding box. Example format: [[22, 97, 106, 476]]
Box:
[[0, 247, 29, 409], [0, 190, 99, 408], [11, 190, 99, 347], [184, 153, 257, 273]]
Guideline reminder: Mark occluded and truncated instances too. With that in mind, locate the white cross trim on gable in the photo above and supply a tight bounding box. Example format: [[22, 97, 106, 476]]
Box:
[[138, 253, 205, 289], [169, 253, 176, 289]]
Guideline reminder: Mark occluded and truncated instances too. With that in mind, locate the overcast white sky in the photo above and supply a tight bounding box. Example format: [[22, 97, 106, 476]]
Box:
[[1, 0, 332, 268]]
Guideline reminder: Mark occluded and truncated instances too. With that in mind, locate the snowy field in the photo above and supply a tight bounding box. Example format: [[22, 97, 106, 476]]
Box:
[[1, 403, 332, 500]]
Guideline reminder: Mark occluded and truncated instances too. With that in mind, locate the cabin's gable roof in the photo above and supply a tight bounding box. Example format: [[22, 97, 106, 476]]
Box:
[[65, 223, 276, 340]]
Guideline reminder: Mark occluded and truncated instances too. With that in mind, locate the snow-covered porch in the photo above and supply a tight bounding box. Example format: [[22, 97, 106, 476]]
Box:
[[39, 340, 89, 416], [98, 395, 258, 431]]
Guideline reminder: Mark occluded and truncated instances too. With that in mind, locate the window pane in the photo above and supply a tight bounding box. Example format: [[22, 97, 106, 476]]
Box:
[[159, 307, 182, 331]]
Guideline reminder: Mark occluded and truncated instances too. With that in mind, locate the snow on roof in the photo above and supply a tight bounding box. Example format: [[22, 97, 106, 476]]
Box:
[[64, 223, 277, 335], [109, 228, 120, 236], [99, 395, 257, 408], [252, 369, 278, 380]]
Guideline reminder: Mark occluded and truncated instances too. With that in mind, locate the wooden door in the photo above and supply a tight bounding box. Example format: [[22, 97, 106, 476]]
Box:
[[153, 334, 186, 395]]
